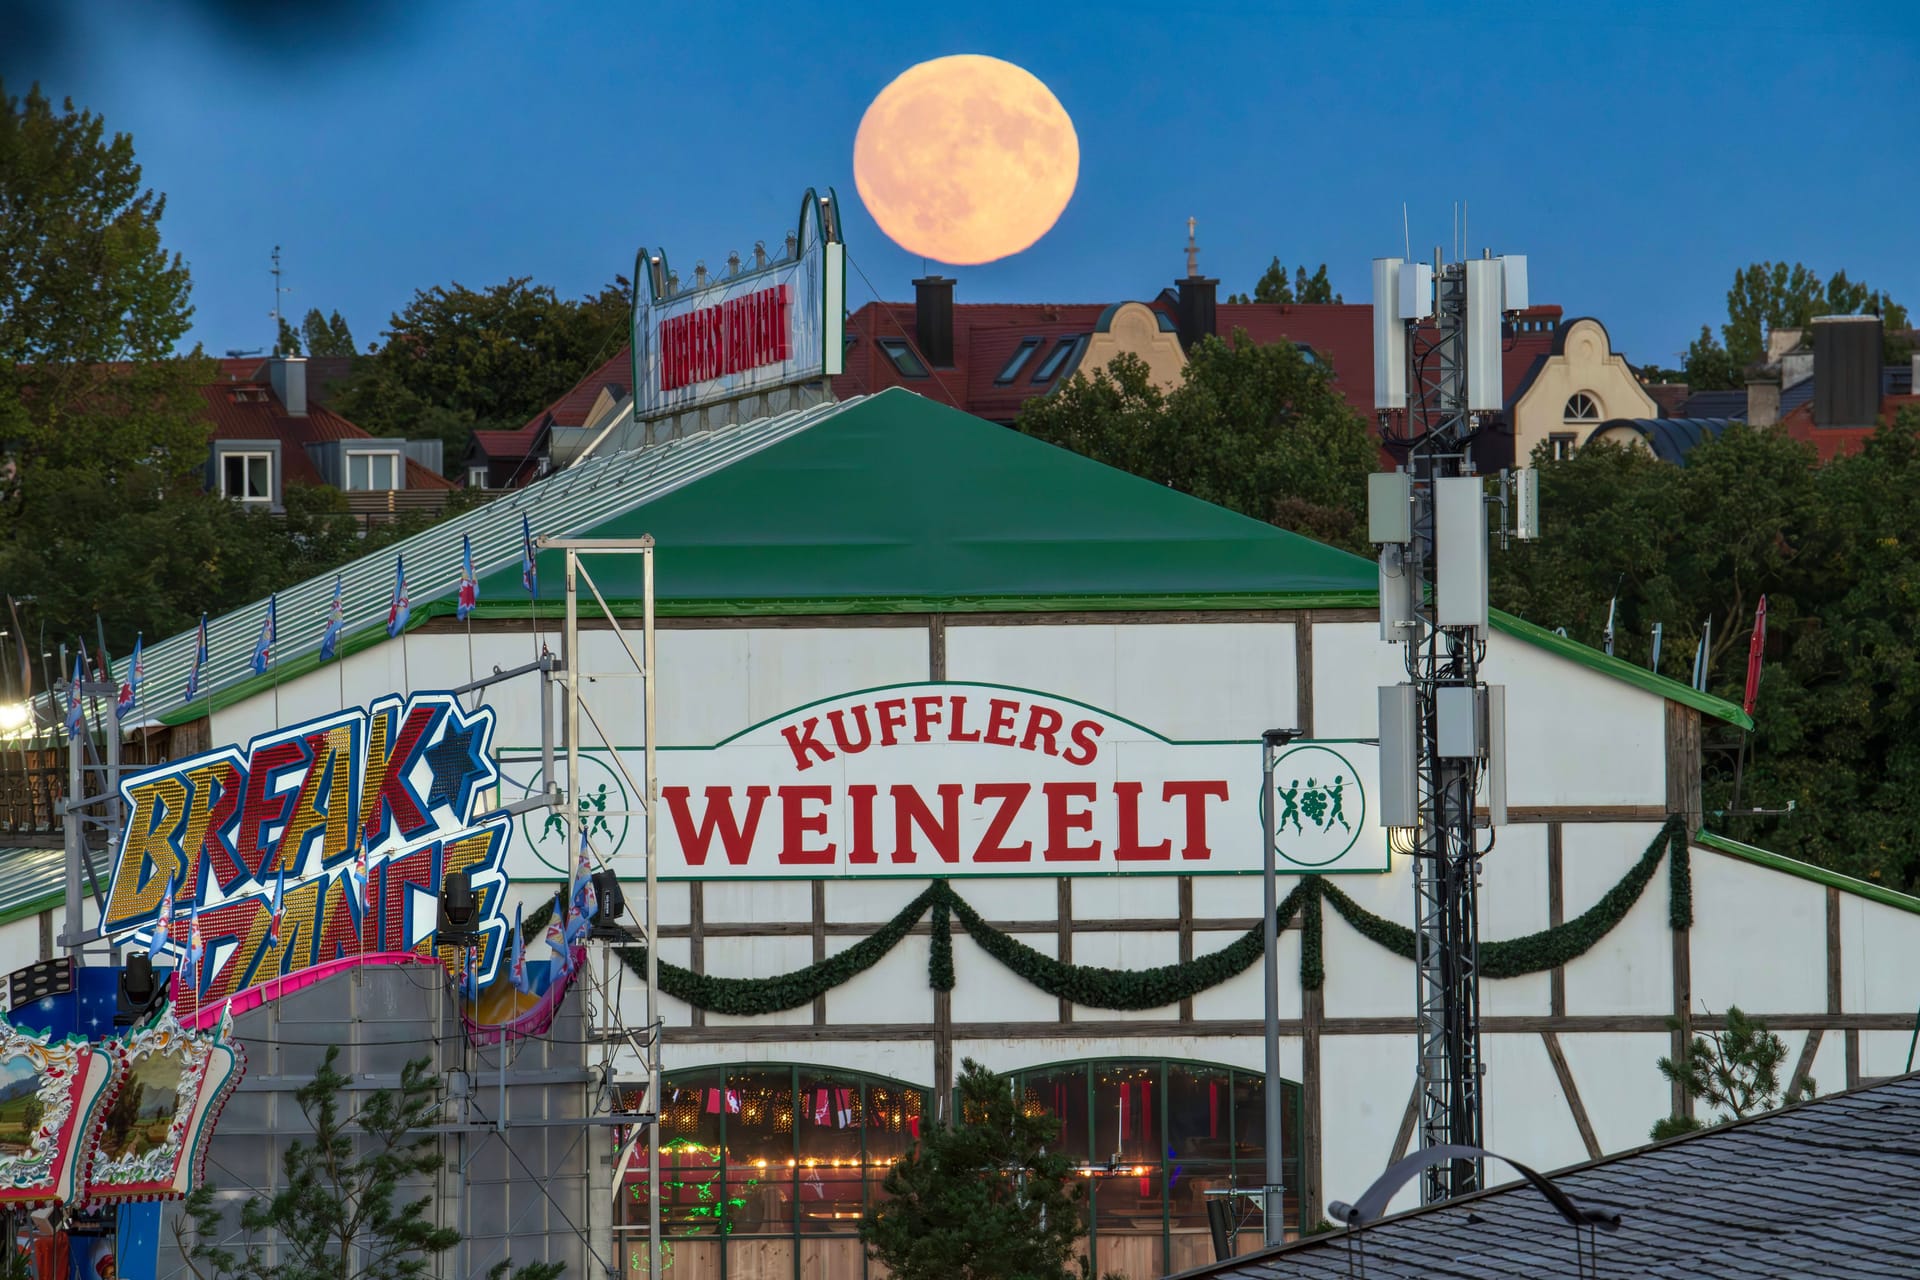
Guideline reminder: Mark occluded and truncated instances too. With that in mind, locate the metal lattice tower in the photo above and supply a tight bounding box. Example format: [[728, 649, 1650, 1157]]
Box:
[[1381, 254, 1503, 1202]]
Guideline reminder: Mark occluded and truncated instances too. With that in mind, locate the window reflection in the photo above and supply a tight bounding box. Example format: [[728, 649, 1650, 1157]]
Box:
[[723, 1068, 795, 1236]]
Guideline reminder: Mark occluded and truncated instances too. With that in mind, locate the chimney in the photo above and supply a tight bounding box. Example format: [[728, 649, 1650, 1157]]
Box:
[[1744, 366, 1780, 427], [1174, 218, 1217, 352], [269, 355, 307, 417], [1812, 315, 1882, 429], [1764, 327, 1803, 364], [912, 276, 955, 368]]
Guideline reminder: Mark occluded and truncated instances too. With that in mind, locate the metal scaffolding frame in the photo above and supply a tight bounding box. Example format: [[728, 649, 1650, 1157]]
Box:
[[546, 533, 663, 1280]]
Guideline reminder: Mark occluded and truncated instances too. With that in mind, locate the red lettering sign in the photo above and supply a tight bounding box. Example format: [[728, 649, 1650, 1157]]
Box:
[[657, 283, 793, 392]]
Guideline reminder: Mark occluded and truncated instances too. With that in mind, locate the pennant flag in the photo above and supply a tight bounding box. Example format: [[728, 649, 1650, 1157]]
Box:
[[64, 652, 85, 738], [185, 613, 209, 700], [268, 867, 286, 947], [509, 903, 530, 993], [319, 575, 345, 661], [251, 596, 277, 674], [1649, 622, 1663, 673], [457, 534, 479, 622], [386, 556, 411, 637], [184, 904, 204, 990], [520, 513, 538, 598], [145, 873, 177, 957], [571, 833, 598, 927], [1602, 596, 1617, 657], [545, 891, 570, 977], [348, 845, 371, 913], [115, 633, 143, 720], [1743, 595, 1768, 718], [1692, 617, 1713, 693]]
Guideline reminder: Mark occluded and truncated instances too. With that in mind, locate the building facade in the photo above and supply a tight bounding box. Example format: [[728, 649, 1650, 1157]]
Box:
[[12, 390, 1920, 1280]]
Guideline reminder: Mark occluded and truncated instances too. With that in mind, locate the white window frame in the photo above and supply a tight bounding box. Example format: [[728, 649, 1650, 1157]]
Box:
[[344, 450, 402, 492], [1563, 392, 1601, 424], [1549, 432, 1578, 462], [467, 465, 490, 490], [221, 451, 273, 504]]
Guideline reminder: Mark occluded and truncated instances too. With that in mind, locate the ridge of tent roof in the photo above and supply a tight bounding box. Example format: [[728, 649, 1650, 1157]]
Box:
[[123, 387, 1745, 731]]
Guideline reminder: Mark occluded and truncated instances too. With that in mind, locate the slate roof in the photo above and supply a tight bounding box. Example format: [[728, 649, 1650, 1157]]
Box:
[[1679, 388, 1748, 419], [1173, 1072, 1920, 1280]]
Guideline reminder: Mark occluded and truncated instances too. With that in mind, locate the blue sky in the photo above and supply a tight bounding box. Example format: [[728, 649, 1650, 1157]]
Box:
[[27, 0, 1919, 370]]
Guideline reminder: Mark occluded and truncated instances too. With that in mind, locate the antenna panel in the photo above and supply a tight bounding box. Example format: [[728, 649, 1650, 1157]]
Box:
[[1377, 684, 1419, 829], [1373, 258, 1407, 410], [1398, 262, 1434, 321], [1435, 476, 1488, 636], [1500, 255, 1529, 312], [1464, 259, 1503, 411]]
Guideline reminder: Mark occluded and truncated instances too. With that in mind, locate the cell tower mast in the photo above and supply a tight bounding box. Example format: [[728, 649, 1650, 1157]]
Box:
[[1370, 248, 1533, 1203]]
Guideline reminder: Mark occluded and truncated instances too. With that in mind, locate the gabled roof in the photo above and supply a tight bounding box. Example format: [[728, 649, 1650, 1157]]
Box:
[[120, 388, 1747, 731], [1680, 388, 1748, 418], [1173, 1072, 1920, 1280]]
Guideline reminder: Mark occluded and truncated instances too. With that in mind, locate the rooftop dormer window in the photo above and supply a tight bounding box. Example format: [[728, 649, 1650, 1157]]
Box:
[[995, 338, 1042, 385]]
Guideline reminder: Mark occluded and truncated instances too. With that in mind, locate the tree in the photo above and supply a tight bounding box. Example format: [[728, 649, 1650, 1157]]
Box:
[[177, 1047, 561, 1280], [274, 315, 301, 357], [330, 276, 630, 474], [861, 1059, 1093, 1280], [1650, 1006, 1811, 1140], [1226, 258, 1342, 305], [1017, 334, 1378, 551], [0, 81, 231, 655], [1720, 261, 1907, 370], [1681, 325, 1739, 391], [302, 308, 357, 357]]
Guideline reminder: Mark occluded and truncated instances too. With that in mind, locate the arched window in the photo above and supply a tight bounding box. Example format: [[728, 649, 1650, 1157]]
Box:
[[618, 1059, 1301, 1280], [1563, 392, 1602, 423], [619, 1064, 927, 1280], [1007, 1057, 1305, 1277]]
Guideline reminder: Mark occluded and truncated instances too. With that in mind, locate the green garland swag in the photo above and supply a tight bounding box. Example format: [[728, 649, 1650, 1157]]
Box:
[[613, 817, 1689, 1015]]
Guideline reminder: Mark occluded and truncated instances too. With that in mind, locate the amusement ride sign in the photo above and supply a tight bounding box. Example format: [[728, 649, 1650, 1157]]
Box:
[[630, 187, 846, 419], [101, 692, 513, 1011], [511, 682, 1389, 879]]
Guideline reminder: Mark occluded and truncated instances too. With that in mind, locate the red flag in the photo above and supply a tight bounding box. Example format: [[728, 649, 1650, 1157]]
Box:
[[1742, 595, 1767, 717]]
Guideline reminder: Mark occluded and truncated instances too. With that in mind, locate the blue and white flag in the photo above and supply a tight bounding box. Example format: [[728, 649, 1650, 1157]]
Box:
[[251, 596, 276, 674], [386, 556, 411, 637], [457, 534, 479, 622], [319, 574, 345, 660], [509, 903, 530, 993], [115, 633, 143, 720], [520, 513, 537, 598], [184, 613, 209, 700]]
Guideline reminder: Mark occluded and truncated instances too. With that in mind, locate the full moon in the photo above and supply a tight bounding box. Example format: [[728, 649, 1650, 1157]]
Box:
[[853, 55, 1079, 266]]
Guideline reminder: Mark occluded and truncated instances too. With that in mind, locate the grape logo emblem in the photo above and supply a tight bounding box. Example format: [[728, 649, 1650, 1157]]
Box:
[[1271, 745, 1365, 869]]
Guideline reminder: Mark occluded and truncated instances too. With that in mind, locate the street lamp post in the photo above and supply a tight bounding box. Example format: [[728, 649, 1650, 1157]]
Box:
[[1260, 727, 1300, 1247]]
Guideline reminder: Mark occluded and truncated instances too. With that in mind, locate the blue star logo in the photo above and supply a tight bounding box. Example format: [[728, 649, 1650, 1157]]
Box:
[[423, 704, 494, 821]]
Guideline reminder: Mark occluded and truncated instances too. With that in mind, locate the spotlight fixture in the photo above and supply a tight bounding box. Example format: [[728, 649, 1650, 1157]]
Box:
[[115, 953, 167, 1026], [589, 870, 627, 938], [436, 870, 481, 945]]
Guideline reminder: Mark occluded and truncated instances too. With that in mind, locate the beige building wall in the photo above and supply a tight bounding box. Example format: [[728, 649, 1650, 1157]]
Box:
[[1512, 317, 1658, 462], [1077, 300, 1188, 391]]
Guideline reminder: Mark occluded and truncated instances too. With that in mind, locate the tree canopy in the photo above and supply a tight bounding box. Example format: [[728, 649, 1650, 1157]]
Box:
[[1682, 260, 1908, 389], [1016, 333, 1378, 551], [1495, 409, 1920, 890], [330, 276, 630, 473], [1226, 257, 1342, 305]]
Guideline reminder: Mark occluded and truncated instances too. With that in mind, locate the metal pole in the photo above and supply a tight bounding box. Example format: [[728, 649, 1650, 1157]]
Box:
[[1259, 729, 1295, 1246], [1261, 741, 1284, 1245], [61, 716, 83, 951], [643, 539, 661, 1280]]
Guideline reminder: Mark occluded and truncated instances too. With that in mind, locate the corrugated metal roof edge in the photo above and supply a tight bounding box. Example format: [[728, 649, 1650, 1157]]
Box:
[[1694, 829, 1920, 916], [0, 890, 62, 929]]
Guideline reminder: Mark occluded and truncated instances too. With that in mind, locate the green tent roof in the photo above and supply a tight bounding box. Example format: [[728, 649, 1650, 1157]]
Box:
[[469, 387, 1378, 613], [146, 387, 1747, 729]]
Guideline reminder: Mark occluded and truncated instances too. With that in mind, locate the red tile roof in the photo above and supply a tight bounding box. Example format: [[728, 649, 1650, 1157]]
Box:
[[197, 380, 455, 489], [468, 349, 631, 467]]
